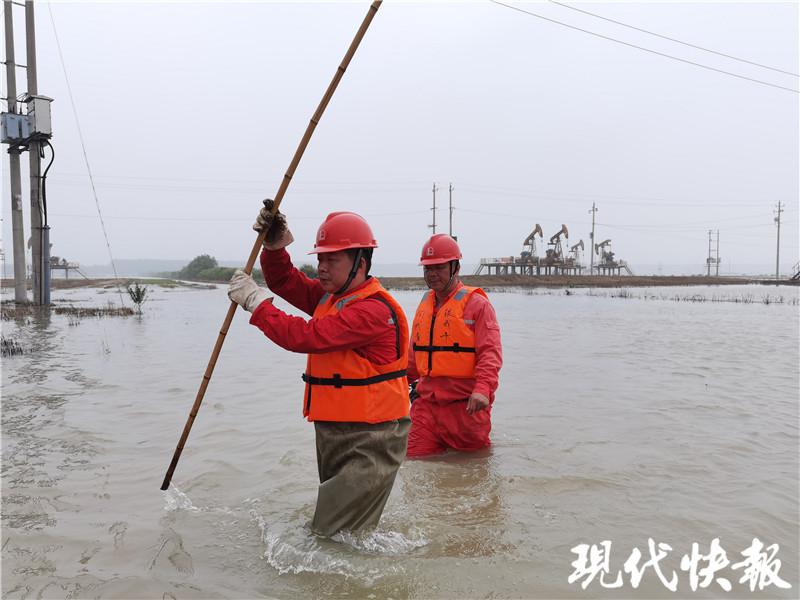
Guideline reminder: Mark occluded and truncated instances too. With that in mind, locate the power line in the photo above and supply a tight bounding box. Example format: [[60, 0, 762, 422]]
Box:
[[50, 171, 431, 187], [547, 0, 799, 78], [48, 3, 125, 305], [488, 0, 799, 94], [597, 221, 784, 233], [48, 208, 430, 222], [455, 207, 793, 233], [50, 171, 429, 186], [456, 183, 784, 208], [40, 174, 797, 211], [42, 177, 430, 196]]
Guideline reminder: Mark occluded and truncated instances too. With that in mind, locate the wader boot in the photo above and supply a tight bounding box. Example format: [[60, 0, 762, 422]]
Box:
[[310, 417, 410, 537]]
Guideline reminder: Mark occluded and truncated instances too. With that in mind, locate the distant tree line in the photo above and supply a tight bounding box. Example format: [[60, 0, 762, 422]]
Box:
[[171, 254, 317, 282], [175, 254, 255, 282]]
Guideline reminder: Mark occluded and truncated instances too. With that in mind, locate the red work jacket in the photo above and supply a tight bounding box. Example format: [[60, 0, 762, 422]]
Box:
[[407, 282, 502, 405], [250, 248, 409, 422]]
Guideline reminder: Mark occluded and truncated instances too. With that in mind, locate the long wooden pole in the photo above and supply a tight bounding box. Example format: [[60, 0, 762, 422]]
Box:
[[161, 0, 383, 490]]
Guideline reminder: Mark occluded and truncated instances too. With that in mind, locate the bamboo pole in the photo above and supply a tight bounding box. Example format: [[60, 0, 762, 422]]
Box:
[[161, 1, 383, 490]]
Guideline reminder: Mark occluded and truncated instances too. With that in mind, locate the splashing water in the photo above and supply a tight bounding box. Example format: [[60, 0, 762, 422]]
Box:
[[162, 485, 198, 512], [332, 528, 429, 555], [251, 509, 428, 583]]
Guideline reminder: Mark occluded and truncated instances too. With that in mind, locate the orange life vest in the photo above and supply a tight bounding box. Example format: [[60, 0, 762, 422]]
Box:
[[301, 277, 410, 423], [412, 285, 487, 378]]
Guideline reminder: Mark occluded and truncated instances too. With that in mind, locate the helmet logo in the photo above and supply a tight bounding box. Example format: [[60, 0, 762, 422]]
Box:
[[319, 229, 327, 241], [426, 246, 434, 256]]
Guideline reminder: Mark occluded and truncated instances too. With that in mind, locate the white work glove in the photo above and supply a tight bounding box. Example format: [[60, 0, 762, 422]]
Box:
[[228, 269, 273, 312], [253, 198, 294, 250]]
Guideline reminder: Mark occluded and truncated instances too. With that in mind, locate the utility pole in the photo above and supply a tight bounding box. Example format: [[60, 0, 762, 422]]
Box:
[[706, 229, 720, 277], [448, 182, 456, 240], [430, 182, 438, 235], [775, 201, 783, 281], [588, 202, 597, 275], [3, 0, 27, 302], [25, 0, 48, 304]]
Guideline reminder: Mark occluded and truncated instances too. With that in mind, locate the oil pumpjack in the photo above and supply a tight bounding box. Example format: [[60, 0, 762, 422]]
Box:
[[475, 222, 586, 275], [567, 240, 584, 267], [594, 239, 633, 275]]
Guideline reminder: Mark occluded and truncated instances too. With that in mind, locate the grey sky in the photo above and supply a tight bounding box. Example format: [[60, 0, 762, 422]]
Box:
[[2, 1, 798, 275]]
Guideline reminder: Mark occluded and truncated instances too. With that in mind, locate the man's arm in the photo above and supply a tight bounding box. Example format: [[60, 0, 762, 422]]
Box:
[[466, 294, 502, 413], [260, 248, 324, 316], [253, 199, 323, 316], [250, 297, 395, 358], [407, 338, 420, 383]]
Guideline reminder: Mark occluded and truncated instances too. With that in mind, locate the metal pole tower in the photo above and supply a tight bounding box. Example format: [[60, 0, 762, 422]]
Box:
[[430, 182, 438, 235], [774, 201, 783, 281], [588, 202, 597, 275], [448, 182, 455, 239], [25, 0, 48, 304], [3, 0, 27, 302]]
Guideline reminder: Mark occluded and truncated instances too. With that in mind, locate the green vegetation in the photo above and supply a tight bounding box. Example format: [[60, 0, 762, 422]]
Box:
[[177, 254, 219, 279], [126, 281, 149, 314], [188, 265, 238, 281], [130, 278, 180, 288], [53, 306, 136, 317], [300, 264, 318, 279], [174, 255, 264, 283], [1, 303, 135, 321]]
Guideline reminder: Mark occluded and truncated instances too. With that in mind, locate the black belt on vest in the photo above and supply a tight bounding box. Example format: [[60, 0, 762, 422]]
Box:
[[302, 369, 407, 389], [412, 343, 476, 353]]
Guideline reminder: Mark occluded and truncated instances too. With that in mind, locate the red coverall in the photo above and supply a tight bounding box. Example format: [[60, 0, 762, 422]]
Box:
[[249, 248, 398, 363], [406, 283, 502, 457]]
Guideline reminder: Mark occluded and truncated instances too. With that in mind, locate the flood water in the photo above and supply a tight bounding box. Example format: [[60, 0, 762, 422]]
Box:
[[2, 282, 798, 599]]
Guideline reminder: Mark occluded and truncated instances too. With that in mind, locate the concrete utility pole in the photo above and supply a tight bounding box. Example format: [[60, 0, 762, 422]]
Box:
[[588, 202, 597, 274], [707, 229, 713, 277], [448, 182, 456, 240], [26, 0, 48, 305], [774, 201, 783, 281], [430, 182, 438, 235], [715, 230, 720, 277], [3, 0, 27, 302]]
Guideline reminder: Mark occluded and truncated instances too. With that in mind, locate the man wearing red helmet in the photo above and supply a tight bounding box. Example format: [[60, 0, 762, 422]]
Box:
[[406, 234, 502, 457], [227, 200, 410, 537]]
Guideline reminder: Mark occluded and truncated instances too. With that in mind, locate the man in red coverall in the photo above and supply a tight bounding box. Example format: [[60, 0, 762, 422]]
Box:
[[406, 234, 502, 458], [227, 201, 410, 536]]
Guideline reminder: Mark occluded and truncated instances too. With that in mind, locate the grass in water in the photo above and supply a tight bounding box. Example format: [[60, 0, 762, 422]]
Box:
[[1, 335, 24, 357], [1, 303, 135, 320]]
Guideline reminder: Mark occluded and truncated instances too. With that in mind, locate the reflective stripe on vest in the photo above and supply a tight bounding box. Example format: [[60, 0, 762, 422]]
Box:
[[302, 277, 410, 424], [411, 286, 487, 378]]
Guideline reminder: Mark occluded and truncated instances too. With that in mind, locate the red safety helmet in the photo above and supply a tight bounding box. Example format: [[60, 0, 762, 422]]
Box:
[[419, 234, 462, 265], [309, 211, 378, 254]]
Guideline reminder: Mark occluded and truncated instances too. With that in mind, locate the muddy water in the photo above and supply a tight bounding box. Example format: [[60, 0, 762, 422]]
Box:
[[2, 283, 798, 598]]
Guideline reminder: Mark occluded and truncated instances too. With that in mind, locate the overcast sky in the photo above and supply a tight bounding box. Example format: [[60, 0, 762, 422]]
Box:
[[2, 1, 798, 275]]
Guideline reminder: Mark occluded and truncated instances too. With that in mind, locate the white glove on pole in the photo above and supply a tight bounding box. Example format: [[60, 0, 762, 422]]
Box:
[[228, 269, 272, 312]]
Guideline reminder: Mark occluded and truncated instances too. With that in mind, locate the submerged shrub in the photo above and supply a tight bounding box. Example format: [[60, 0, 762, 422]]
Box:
[[126, 282, 149, 314], [1, 335, 24, 357]]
